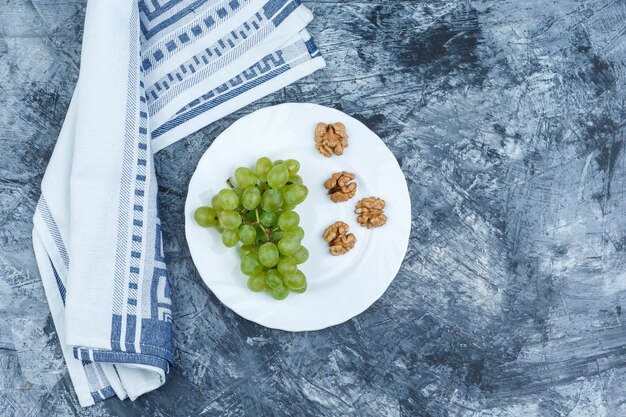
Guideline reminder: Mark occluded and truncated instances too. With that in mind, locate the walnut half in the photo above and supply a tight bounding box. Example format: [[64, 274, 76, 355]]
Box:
[[324, 171, 357, 203], [323, 221, 356, 256], [355, 197, 387, 228], [315, 122, 349, 157]]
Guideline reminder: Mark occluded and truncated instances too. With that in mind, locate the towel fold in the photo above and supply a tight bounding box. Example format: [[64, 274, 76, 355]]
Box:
[[32, 0, 324, 407]]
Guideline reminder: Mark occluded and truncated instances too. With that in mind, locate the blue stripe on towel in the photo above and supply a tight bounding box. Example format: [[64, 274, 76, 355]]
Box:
[[86, 349, 171, 372], [139, 0, 212, 40], [263, 0, 289, 19], [145, 9, 271, 108], [81, 358, 115, 403], [125, 315, 137, 353], [304, 37, 319, 56], [49, 258, 67, 304], [91, 386, 116, 404], [152, 61, 290, 138], [272, 1, 298, 26], [38, 198, 69, 268], [111, 315, 122, 351]]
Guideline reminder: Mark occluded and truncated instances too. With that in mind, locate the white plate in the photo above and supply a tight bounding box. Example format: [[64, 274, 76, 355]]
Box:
[[185, 103, 411, 331]]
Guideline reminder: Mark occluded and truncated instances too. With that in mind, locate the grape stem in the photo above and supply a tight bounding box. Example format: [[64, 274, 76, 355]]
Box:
[[226, 178, 235, 189], [255, 208, 272, 242]]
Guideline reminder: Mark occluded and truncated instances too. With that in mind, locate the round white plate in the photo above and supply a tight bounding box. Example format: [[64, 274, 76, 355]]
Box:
[[185, 103, 411, 331]]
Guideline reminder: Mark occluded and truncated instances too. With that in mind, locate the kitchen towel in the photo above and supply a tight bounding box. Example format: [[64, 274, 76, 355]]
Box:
[[32, 0, 324, 407]]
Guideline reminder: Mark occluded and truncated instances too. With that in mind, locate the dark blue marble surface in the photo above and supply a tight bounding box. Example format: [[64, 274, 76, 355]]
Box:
[[2, 1, 626, 416]]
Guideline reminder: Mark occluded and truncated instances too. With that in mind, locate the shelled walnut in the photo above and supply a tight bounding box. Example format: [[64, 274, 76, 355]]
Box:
[[323, 221, 356, 256], [315, 122, 349, 157], [355, 197, 387, 228], [324, 171, 357, 202]]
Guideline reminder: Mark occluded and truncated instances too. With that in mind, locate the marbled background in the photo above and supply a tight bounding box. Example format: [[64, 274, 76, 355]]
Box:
[[2, 0, 626, 416]]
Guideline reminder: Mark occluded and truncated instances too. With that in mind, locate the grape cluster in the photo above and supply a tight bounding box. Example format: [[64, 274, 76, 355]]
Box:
[[194, 157, 309, 300]]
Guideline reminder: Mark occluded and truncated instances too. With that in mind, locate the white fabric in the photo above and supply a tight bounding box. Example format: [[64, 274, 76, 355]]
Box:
[[32, 0, 324, 407]]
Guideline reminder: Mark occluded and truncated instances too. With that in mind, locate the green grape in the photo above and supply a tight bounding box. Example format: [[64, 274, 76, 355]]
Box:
[[265, 269, 284, 289], [277, 235, 301, 256], [269, 284, 289, 300], [284, 270, 306, 291], [240, 252, 264, 276], [284, 226, 304, 241], [211, 195, 224, 212], [267, 165, 289, 189], [238, 244, 255, 256], [242, 187, 261, 210], [221, 229, 239, 247], [288, 175, 303, 185], [291, 282, 307, 293], [293, 226, 305, 240], [271, 229, 283, 242], [277, 210, 299, 231], [284, 159, 300, 176], [217, 188, 239, 210], [218, 210, 242, 230], [235, 167, 258, 189], [194, 206, 218, 227], [282, 184, 308, 206], [277, 257, 297, 277], [258, 242, 279, 267], [233, 187, 243, 198], [261, 189, 283, 212], [260, 210, 278, 227], [292, 246, 309, 264], [239, 224, 256, 245], [255, 157, 273, 181], [247, 275, 266, 292], [273, 159, 284, 166]]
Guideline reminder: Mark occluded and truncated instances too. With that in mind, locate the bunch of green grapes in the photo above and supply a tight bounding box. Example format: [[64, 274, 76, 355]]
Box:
[[194, 157, 309, 300]]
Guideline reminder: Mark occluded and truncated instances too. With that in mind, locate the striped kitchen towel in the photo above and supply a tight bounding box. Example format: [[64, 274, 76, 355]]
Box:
[[31, 0, 324, 407]]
